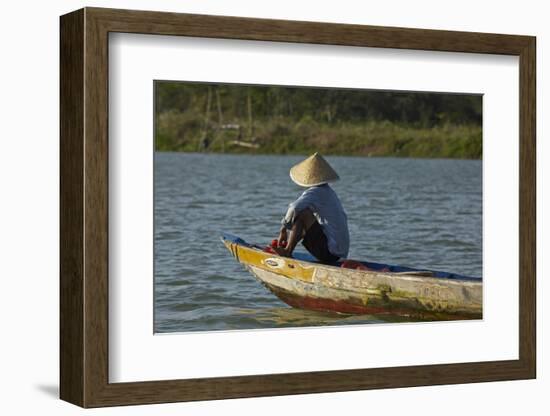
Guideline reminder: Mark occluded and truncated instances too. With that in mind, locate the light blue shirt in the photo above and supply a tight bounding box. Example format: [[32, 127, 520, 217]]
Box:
[[281, 184, 350, 259]]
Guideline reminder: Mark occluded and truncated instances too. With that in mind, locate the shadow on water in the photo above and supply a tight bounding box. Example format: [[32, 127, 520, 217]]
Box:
[[235, 306, 397, 327]]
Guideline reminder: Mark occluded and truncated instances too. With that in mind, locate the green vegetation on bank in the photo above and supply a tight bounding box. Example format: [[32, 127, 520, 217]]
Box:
[[155, 82, 482, 159]]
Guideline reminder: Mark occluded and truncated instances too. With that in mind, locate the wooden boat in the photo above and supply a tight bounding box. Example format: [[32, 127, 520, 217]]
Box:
[[221, 233, 482, 320]]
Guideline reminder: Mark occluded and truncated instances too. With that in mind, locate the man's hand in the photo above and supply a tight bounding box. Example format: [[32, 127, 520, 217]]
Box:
[[277, 227, 288, 247], [273, 246, 292, 258]]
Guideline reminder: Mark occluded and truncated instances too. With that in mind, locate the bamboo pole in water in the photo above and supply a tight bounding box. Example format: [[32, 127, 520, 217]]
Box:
[[216, 88, 224, 152], [198, 87, 212, 152], [247, 88, 253, 139]]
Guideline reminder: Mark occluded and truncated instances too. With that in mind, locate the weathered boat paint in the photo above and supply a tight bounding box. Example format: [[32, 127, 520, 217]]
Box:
[[222, 234, 482, 319]]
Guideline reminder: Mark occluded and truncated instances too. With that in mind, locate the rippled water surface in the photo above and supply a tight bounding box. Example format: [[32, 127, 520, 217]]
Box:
[[154, 153, 482, 333]]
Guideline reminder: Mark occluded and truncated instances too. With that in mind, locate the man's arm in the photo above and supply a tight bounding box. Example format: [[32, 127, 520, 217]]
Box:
[[275, 208, 315, 258], [276, 189, 317, 257], [280, 189, 314, 229], [277, 226, 288, 246]]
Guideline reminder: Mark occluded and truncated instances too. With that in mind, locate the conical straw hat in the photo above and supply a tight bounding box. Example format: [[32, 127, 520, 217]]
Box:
[[289, 153, 340, 187]]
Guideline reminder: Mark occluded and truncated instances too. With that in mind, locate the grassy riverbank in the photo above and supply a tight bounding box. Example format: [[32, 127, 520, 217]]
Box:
[[155, 82, 482, 159], [155, 114, 482, 159]]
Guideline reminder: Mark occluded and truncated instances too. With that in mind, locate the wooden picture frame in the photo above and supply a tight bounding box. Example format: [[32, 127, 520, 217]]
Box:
[[60, 7, 536, 408]]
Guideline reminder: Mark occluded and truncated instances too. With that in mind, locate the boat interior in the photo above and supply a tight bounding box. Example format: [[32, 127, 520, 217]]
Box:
[[221, 233, 481, 281]]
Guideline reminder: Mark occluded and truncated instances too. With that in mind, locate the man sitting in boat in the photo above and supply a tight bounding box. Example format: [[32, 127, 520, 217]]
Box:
[[274, 153, 350, 264]]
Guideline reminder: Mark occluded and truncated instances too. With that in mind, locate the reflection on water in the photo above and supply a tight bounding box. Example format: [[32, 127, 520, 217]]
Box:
[[154, 153, 482, 333]]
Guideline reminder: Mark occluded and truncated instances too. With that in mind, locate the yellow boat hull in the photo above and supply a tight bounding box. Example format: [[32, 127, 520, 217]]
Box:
[[223, 235, 482, 320]]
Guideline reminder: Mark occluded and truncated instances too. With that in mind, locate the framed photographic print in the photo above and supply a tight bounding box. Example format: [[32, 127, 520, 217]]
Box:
[[60, 7, 536, 408]]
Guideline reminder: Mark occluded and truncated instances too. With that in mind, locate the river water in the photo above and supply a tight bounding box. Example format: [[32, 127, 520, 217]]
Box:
[[154, 153, 482, 333]]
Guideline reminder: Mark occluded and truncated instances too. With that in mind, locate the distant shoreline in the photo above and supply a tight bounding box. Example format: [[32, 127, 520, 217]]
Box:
[[154, 150, 482, 160], [156, 119, 482, 160], [155, 82, 482, 159]]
